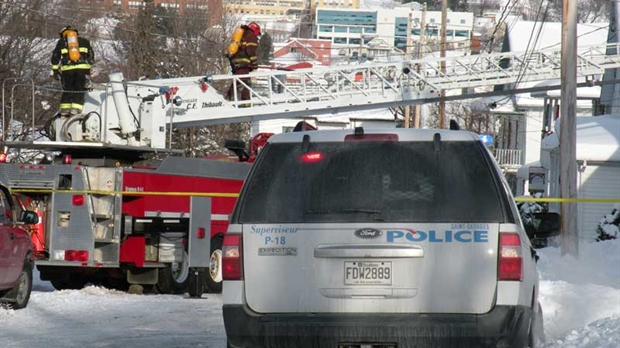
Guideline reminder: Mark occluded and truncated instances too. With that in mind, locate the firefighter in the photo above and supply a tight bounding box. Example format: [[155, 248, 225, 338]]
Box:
[[51, 26, 95, 116], [225, 22, 261, 104]]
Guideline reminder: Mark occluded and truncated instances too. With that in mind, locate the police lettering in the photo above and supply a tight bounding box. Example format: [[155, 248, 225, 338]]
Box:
[[386, 230, 489, 243]]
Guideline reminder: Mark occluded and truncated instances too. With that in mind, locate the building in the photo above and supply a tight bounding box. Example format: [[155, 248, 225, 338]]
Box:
[[225, 0, 305, 16], [541, 115, 620, 241], [272, 38, 333, 67], [80, 0, 223, 28], [310, 0, 361, 10], [89, 0, 221, 15], [314, 6, 474, 53]]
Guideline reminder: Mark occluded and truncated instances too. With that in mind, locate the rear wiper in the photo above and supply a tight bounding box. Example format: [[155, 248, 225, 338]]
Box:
[[304, 208, 384, 221]]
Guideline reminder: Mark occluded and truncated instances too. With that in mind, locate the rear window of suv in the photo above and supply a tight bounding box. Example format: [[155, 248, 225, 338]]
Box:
[[235, 140, 512, 224]]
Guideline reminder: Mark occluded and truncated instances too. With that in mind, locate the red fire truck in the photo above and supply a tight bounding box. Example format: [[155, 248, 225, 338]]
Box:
[[1, 150, 250, 296]]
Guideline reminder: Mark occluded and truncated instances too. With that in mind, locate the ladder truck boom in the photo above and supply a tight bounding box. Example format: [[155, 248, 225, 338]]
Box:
[[5, 43, 618, 150]]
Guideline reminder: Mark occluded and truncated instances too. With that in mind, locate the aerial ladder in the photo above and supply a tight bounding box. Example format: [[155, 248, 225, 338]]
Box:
[[2, 42, 620, 150]]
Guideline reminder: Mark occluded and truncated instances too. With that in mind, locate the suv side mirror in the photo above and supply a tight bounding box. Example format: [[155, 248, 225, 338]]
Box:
[[531, 212, 560, 238], [20, 210, 39, 224]]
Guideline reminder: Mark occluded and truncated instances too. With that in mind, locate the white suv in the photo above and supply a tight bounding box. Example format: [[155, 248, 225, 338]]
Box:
[[222, 128, 544, 348]]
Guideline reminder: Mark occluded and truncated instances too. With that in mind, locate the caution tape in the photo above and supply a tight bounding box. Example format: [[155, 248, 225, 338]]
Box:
[[10, 188, 619, 203], [10, 188, 240, 198]]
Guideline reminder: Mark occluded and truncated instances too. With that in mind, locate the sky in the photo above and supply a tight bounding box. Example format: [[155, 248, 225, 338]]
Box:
[[0, 239, 619, 348]]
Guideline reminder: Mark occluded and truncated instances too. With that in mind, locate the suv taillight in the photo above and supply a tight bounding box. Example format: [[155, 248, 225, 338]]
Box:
[[498, 233, 522, 281], [222, 234, 243, 280]]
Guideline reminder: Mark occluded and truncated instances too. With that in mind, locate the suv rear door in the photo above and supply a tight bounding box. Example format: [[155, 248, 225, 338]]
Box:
[[234, 132, 515, 315]]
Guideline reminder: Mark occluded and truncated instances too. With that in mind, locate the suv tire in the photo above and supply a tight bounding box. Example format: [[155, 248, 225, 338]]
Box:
[[8, 260, 33, 309], [529, 302, 545, 348]]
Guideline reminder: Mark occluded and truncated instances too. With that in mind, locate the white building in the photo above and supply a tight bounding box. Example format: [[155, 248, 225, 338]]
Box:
[[540, 114, 620, 240], [314, 6, 474, 54]]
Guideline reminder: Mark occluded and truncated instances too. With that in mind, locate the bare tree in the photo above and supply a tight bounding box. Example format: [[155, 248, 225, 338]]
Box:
[[470, 0, 501, 16], [424, 100, 497, 136], [0, 0, 65, 142]]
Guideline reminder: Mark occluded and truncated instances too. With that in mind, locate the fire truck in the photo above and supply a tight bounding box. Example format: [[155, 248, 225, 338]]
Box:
[[1, 42, 617, 295]]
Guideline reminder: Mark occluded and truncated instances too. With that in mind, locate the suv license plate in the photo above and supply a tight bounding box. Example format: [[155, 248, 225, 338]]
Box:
[[344, 261, 392, 285]]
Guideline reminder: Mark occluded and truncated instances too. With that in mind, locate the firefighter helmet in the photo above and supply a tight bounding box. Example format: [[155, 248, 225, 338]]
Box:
[[59, 26, 78, 38], [246, 22, 261, 36]]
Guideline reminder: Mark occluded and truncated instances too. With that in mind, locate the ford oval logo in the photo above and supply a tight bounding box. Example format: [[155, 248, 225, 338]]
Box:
[[354, 228, 382, 239]]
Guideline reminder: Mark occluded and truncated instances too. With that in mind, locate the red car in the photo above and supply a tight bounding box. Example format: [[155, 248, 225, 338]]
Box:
[[0, 182, 38, 309]]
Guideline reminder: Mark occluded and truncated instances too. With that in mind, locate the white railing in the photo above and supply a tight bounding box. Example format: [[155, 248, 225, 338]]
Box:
[[494, 149, 523, 167]]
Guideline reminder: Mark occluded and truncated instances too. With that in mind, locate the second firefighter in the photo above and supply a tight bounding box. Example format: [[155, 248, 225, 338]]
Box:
[[226, 22, 261, 104]]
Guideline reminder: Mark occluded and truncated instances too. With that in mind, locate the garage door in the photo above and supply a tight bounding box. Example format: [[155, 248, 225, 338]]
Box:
[[579, 163, 620, 240]]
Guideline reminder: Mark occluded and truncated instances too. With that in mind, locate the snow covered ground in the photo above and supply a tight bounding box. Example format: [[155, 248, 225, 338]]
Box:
[[1, 240, 619, 348]]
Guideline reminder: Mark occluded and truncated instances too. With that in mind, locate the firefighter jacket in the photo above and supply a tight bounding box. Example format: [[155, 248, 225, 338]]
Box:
[[51, 37, 95, 72], [229, 28, 259, 73]]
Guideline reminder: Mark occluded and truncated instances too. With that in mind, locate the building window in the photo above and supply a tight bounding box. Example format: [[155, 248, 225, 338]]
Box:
[[317, 9, 377, 26], [334, 37, 347, 44], [349, 27, 362, 33], [460, 19, 466, 24]]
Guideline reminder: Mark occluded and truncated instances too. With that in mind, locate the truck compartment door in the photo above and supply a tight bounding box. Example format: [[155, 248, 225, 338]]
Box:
[[188, 197, 211, 268]]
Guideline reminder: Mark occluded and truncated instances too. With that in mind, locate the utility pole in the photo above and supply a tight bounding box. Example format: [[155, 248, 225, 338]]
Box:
[[438, 0, 447, 128], [560, 0, 579, 257], [405, 11, 413, 128], [414, 3, 427, 128]]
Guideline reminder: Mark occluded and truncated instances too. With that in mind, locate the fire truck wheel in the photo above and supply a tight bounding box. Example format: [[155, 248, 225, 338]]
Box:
[[157, 251, 190, 294], [156, 267, 173, 294], [204, 236, 223, 293], [7, 260, 33, 309]]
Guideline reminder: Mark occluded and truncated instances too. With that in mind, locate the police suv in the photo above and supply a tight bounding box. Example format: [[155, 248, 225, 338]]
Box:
[[222, 128, 544, 348]]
